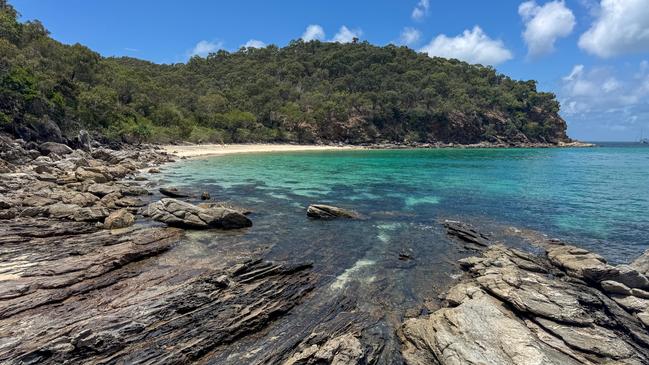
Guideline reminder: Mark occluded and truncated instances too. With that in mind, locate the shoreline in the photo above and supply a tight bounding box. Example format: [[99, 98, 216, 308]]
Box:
[[161, 140, 595, 158], [2, 134, 647, 364]]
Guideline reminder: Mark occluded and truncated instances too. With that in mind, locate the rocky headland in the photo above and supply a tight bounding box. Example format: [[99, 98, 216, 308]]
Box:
[[0, 133, 646, 364]]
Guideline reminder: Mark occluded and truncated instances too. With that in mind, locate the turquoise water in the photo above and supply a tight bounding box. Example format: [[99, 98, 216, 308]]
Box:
[[162, 144, 649, 264]]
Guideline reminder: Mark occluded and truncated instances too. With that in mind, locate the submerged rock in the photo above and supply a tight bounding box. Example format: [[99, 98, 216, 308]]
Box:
[[159, 187, 189, 198], [306, 204, 359, 219], [148, 198, 252, 229], [443, 220, 490, 247]]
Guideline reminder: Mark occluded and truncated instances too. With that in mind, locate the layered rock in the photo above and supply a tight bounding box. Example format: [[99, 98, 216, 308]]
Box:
[[402, 241, 649, 365], [307, 204, 359, 219], [148, 198, 252, 229]]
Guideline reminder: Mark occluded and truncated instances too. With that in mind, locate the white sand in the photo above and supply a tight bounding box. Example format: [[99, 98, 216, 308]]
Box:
[[161, 144, 361, 158]]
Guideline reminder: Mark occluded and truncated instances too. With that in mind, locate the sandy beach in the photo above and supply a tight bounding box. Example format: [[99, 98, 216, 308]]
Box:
[[161, 144, 362, 158]]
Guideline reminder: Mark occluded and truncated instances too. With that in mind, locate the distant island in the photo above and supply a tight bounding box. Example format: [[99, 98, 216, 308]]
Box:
[[1, 1, 572, 147]]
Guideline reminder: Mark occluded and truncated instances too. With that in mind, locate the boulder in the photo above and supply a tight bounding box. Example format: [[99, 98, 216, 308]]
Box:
[[104, 209, 135, 229], [201, 191, 210, 200], [148, 198, 252, 229], [39, 142, 73, 156], [159, 187, 189, 198], [306, 204, 359, 219]]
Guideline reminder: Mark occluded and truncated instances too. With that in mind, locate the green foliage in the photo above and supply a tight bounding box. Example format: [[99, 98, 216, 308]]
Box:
[[0, 0, 568, 144]]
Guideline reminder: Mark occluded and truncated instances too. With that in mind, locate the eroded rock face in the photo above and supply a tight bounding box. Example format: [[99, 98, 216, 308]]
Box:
[[401, 242, 649, 365], [307, 204, 359, 219], [148, 198, 252, 229]]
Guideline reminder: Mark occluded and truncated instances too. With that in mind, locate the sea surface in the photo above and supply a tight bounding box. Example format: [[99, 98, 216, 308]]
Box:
[[161, 143, 648, 264], [154, 143, 649, 360]]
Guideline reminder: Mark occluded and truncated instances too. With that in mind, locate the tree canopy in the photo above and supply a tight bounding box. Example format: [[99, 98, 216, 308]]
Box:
[[0, 0, 569, 145]]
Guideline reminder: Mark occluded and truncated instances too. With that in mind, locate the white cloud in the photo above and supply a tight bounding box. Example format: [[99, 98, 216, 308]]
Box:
[[302, 24, 325, 42], [400, 27, 422, 45], [190, 40, 222, 57], [419, 26, 513, 66], [333, 25, 362, 43], [242, 39, 265, 48], [579, 0, 649, 57], [560, 62, 649, 116], [519, 1, 576, 58], [412, 0, 430, 21]]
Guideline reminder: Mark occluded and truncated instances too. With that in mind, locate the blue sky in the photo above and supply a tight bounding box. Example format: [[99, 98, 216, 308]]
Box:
[[12, 0, 649, 141]]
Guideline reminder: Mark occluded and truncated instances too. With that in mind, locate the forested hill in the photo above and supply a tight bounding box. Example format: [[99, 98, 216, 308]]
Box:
[[1, 1, 571, 145]]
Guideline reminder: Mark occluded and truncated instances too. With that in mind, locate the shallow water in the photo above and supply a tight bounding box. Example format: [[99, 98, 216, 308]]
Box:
[[162, 144, 649, 264], [153, 144, 649, 361]]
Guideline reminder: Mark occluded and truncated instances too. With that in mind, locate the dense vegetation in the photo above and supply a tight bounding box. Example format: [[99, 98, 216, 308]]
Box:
[[1, 1, 569, 145]]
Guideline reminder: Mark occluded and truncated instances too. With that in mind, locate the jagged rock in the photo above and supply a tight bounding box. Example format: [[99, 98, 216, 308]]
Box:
[[443, 220, 490, 247], [549, 246, 649, 290], [104, 209, 135, 229], [283, 333, 363, 365], [307, 204, 359, 219], [534, 317, 636, 360], [148, 198, 252, 229], [402, 240, 649, 365], [159, 187, 189, 198], [39, 142, 73, 156], [402, 293, 584, 365]]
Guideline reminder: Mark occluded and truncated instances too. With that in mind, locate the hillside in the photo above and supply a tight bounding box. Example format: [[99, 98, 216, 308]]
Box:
[[1, 1, 570, 146]]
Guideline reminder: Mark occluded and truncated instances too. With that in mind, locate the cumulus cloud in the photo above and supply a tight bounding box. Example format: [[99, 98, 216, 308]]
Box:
[[579, 0, 649, 57], [419, 26, 513, 66], [400, 27, 422, 45], [519, 1, 576, 58], [411, 0, 430, 21], [560, 62, 649, 139], [190, 40, 223, 57], [333, 26, 362, 43], [560, 62, 649, 126], [242, 39, 265, 48], [302, 24, 325, 42]]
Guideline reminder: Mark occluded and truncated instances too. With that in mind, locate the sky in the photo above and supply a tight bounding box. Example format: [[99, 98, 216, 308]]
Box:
[[11, 0, 649, 141]]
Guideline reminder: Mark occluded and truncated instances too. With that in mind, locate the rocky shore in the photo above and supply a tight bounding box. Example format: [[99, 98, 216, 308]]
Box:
[[0, 133, 645, 364]]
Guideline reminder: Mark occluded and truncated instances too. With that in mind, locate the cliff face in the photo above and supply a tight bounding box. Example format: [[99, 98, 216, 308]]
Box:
[[1, 1, 570, 146]]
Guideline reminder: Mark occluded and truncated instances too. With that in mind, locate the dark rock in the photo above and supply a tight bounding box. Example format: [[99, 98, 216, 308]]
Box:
[[201, 191, 210, 200], [306, 204, 359, 219], [443, 220, 490, 247], [39, 142, 73, 156], [159, 187, 189, 198]]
